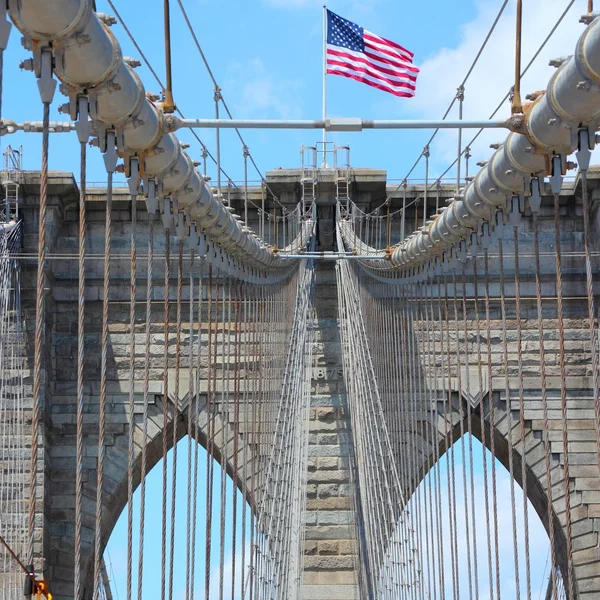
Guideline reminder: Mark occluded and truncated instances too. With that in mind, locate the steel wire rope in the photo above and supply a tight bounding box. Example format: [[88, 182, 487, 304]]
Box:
[[125, 186, 138, 600], [137, 213, 153, 600], [531, 207, 559, 600], [93, 166, 112, 600], [172, 0, 287, 213], [440, 276, 461, 599], [483, 247, 503, 600], [453, 266, 476, 600], [498, 234, 523, 600], [389, 0, 511, 196], [29, 100, 50, 570], [552, 191, 575, 599], [167, 240, 183, 600], [190, 260, 203, 600], [102, 0, 262, 209], [375, 0, 576, 221], [161, 229, 170, 600], [579, 169, 600, 498], [472, 257, 497, 600], [459, 263, 481, 600], [184, 249, 194, 600], [74, 136, 88, 600], [512, 214, 533, 599]]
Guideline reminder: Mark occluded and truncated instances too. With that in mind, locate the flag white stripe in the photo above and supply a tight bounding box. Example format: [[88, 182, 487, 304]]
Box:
[[364, 29, 414, 61], [327, 54, 417, 87], [326, 44, 418, 80], [363, 45, 419, 73], [327, 64, 416, 95], [364, 31, 414, 63]]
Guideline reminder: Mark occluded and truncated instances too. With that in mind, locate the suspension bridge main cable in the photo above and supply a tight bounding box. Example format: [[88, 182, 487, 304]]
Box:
[[103, 0, 239, 192], [102, 0, 286, 222]]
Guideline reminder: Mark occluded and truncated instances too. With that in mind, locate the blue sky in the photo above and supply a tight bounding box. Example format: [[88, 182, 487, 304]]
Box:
[[106, 435, 550, 599], [2, 0, 590, 188]]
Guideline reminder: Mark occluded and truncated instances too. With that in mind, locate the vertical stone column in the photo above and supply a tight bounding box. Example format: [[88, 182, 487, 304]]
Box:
[[300, 263, 360, 599]]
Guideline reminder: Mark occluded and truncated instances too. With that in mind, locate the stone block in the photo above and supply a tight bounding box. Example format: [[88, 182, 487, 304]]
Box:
[[303, 555, 356, 571], [317, 484, 339, 499], [317, 457, 338, 470], [304, 540, 318, 555], [317, 541, 339, 555]]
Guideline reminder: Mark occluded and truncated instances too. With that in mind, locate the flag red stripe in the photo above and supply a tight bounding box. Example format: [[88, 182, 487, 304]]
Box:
[[364, 33, 414, 65], [363, 48, 420, 74], [327, 68, 416, 97], [364, 30, 414, 60], [327, 58, 417, 90], [327, 47, 418, 81]]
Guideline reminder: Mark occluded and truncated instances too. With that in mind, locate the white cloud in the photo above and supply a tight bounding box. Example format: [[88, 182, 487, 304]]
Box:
[[394, 0, 589, 175], [226, 58, 304, 119]]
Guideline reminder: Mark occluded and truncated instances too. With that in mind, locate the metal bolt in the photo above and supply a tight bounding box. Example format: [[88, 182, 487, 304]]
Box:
[[97, 13, 117, 26], [19, 58, 34, 71], [490, 142, 503, 150], [124, 57, 142, 68], [549, 57, 566, 68], [181, 143, 190, 149], [57, 103, 70, 114]]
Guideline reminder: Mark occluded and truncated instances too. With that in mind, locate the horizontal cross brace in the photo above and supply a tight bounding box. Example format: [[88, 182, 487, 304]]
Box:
[[175, 117, 510, 132]]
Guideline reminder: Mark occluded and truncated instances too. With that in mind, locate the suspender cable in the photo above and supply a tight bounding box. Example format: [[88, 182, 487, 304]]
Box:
[[163, 0, 176, 113], [126, 178, 138, 600], [168, 240, 184, 600], [578, 166, 600, 494], [472, 258, 496, 600], [512, 0, 523, 114], [138, 213, 154, 600], [244, 146, 249, 227], [190, 261, 203, 600], [456, 86, 464, 198], [531, 207, 558, 599], [552, 192, 575, 599], [161, 228, 170, 600], [74, 124, 88, 600], [215, 86, 222, 204], [30, 87, 53, 569], [483, 248, 502, 600], [93, 165, 113, 600], [512, 212, 532, 599], [498, 234, 521, 599], [185, 250, 194, 600]]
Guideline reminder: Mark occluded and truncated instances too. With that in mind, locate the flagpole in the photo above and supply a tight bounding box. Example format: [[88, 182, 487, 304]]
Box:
[[322, 4, 327, 166]]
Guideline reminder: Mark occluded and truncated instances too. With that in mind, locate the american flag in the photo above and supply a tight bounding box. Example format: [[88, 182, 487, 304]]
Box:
[[326, 9, 419, 98]]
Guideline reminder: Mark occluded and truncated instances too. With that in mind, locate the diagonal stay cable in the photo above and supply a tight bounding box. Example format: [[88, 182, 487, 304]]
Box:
[[383, 0, 577, 222], [102, 0, 280, 217], [394, 0, 511, 191], [104, 0, 238, 187], [174, 0, 286, 211]]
